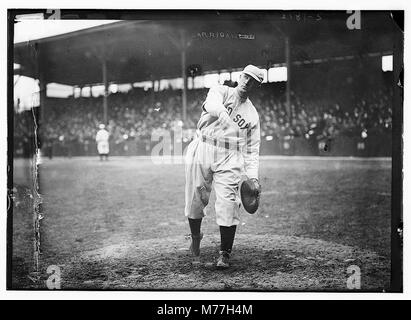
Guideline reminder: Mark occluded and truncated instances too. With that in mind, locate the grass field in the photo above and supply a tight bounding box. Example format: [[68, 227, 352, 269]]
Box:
[[11, 156, 392, 291]]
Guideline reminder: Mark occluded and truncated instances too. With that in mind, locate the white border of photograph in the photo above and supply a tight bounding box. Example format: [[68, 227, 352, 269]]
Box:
[[0, 0, 408, 300]]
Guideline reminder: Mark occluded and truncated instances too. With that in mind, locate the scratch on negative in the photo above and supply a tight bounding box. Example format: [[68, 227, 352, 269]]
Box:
[[31, 105, 42, 273]]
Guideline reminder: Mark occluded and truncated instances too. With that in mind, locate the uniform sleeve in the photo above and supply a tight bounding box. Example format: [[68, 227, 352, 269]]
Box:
[[202, 85, 229, 117], [243, 116, 261, 180]]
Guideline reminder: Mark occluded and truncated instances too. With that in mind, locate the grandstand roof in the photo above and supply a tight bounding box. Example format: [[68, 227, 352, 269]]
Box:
[[13, 11, 401, 86]]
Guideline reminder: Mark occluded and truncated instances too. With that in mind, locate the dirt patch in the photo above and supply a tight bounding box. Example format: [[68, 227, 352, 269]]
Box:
[[38, 234, 389, 291]]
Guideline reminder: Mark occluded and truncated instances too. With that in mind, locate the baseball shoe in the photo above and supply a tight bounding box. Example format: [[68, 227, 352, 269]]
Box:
[[216, 250, 230, 269], [189, 232, 203, 258]]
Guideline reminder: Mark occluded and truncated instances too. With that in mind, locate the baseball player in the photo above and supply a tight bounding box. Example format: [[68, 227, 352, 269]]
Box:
[[96, 124, 110, 161], [185, 65, 263, 268]]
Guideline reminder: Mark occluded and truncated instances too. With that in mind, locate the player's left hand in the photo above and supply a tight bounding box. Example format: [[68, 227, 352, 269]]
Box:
[[250, 178, 261, 197]]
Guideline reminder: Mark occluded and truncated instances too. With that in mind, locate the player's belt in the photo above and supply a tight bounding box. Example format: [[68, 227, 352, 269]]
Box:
[[200, 135, 241, 152]]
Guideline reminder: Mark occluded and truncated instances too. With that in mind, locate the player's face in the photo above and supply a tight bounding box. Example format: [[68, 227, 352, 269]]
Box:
[[237, 73, 259, 94]]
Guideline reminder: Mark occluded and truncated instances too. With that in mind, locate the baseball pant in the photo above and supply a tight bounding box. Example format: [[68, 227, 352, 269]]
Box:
[[184, 136, 244, 226], [97, 141, 109, 155]]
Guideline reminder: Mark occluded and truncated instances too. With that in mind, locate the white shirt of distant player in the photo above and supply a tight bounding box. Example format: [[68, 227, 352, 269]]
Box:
[[96, 128, 109, 143], [96, 129, 110, 154]]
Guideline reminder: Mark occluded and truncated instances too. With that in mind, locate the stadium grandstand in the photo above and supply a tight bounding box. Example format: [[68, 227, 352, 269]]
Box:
[[12, 11, 400, 158]]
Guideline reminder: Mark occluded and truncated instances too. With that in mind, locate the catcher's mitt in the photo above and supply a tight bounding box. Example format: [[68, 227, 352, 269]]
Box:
[[240, 178, 261, 214]]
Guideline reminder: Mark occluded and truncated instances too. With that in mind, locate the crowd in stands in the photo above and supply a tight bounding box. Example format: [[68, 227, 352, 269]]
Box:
[[13, 78, 393, 156], [251, 82, 393, 141]]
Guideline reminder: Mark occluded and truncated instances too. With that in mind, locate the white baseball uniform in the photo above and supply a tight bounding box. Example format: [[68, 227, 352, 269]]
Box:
[[96, 129, 110, 154], [185, 85, 260, 226]]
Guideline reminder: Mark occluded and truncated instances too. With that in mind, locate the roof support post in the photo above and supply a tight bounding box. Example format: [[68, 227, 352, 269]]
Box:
[[34, 44, 47, 131], [166, 28, 191, 123], [269, 22, 291, 122], [151, 79, 155, 106], [38, 69, 47, 129], [102, 58, 108, 125], [285, 36, 291, 123], [180, 30, 188, 123]]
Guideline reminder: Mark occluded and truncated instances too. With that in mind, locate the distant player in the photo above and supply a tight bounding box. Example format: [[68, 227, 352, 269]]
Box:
[[96, 124, 109, 161], [184, 65, 263, 268]]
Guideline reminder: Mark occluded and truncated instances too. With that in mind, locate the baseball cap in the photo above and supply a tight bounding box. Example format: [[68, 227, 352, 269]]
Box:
[[242, 65, 264, 83]]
